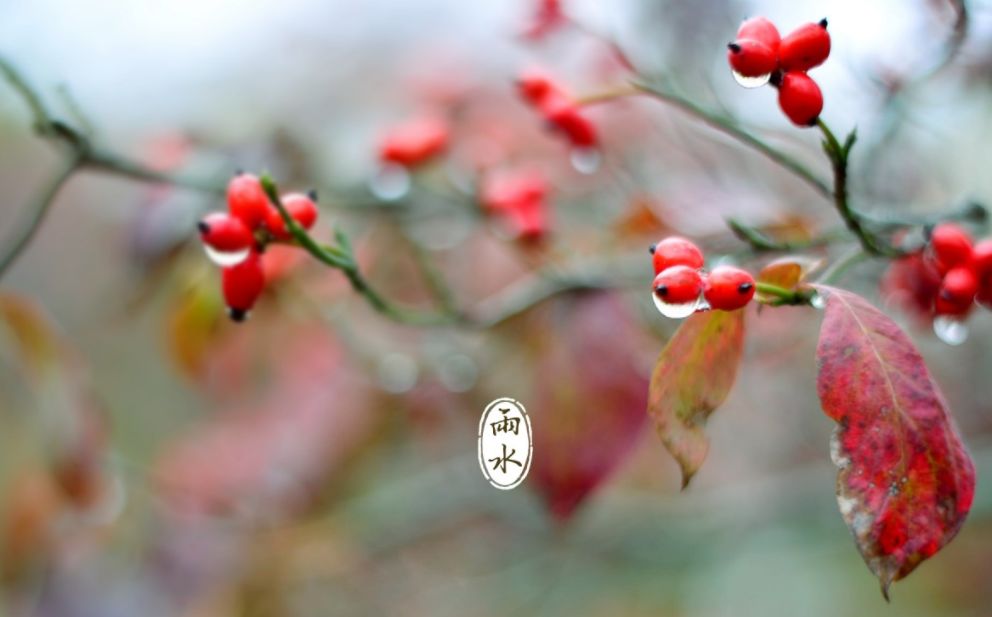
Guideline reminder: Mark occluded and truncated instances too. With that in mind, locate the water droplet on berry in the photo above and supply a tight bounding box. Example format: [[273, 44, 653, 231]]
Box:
[[203, 245, 251, 267], [933, 316, 968, 346], [732, 71, 772, 89], [569, 147, 601, 174], [652, 292, 699, 319], [370, 163, 411, 201], [810, 293, 827, 310]]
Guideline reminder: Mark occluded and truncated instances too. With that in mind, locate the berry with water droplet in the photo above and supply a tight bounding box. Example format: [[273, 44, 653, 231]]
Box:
[[198, 212, 253, 252], [227, 173, 271, 229], [727, 39, 778, 78], [265, 191, 319, 241], [929, 223, 973, 273], [222, 250, 266, 322], [703, 266, 756, 310], [778, 71, 823, 126], [653, 265, 704, 305], [934, 294, 972, 318], [940, 266, 978, 306], [737, 17, 781, 51], [779, 19, 830, 72], [651, 236, 704, 274]]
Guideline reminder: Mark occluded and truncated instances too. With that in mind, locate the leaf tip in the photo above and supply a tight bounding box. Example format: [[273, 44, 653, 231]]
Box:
[[679, 467, 696, 491], [879, 579, 891, 603]]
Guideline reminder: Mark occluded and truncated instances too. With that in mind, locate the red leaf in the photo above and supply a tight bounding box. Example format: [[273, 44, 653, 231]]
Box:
[[528, 292, 649, 520], [814, 286, 975, 598], [647, 309, 745, 488]]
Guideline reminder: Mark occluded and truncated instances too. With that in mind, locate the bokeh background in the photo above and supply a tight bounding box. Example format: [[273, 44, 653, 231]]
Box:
[[2, 0, 992, 615]]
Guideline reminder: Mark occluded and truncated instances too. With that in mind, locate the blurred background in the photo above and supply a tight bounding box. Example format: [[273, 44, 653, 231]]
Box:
[[2, 0, 992, 615]]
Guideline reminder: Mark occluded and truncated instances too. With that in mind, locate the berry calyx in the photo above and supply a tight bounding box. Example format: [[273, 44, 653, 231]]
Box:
[[777, 71, 823, 126], [929, 223, 973, 273], [737, 17, 781, 51], [940, 266, 978, 305], [378, 116, 449, 168], [222, 250, 266, 322], [265, 191, 319, 241], [727, 39, 778, 78], [197, 212, 253, 252], [653, 265, 704, 305], [227, 173, 271, 229], [651, 236, 705, 274], [703, 266, 756, 311], [779, 19, 831, 72]]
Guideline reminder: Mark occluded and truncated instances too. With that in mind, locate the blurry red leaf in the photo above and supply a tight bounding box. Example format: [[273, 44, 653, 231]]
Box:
[[154, 326, 382, 522], [814, 286, 975, 597], [647, 310, 745, 488], [165, 279, 225, 381], [529, 292, 649, 520]]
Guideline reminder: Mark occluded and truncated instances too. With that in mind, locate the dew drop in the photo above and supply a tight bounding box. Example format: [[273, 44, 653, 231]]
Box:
[[203, 245, 251, 267], [810, 293, 827, 310], [933, 316, 968, 346], [651, 292, 699, 319], [438, 353, 478, 393], [569, 147, 601, 174], [369, 163, 411, 201], [732, 71, 771, 89]]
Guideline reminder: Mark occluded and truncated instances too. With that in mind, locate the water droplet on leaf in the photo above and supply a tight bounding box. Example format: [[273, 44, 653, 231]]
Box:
[[810, 293, 826, 310], [370, 163, 411, 201], [203, 245, 251, 267], [570, 147, 601, 174], [933, 316, 968, 346], [732, 71, 771, 89], [377, 352, 418, 393]]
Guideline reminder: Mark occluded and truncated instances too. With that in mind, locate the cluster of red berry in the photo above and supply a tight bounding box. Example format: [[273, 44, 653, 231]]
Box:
[[480, 168, 550, 241], [885, 223, 992, 324], [650, 237, 756, 313], [197, 173, 319, 322], [728, 17, 831, 127], [517, 68, 598, 152]]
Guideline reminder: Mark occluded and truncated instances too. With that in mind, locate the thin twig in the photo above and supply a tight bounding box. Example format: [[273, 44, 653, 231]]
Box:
[[0, 153, 84, 279]]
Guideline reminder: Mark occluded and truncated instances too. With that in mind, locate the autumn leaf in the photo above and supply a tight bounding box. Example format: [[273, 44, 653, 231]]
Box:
[[755, 256, 821, 303], [527, 292, 649, 520], [647, 309, 745, 489], [814, 286, 976, 598]]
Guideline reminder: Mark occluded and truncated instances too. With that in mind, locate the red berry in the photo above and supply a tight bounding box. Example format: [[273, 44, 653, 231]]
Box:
[[378, 116, 449, 167], [929, 223, 973, 273], [779, 19, 831, 72], [480, 169, 547, 213], [651, 236, 704, 274], [880, 254, 942, 323], [703, 266, 756, 310], [653, 266, 704, 305], [265, 191, 319, 241], [227, 173, 271, 229], [778, 71, 823, 126], [197, 212, 253, 252], [940, 266, 978, 305], [935, 294, 973, 318], [505, 198, 548, 242], [727, 39, 778, 78], [971, 238, 992, 279], [517, 68, 569, 107], [737, 17, 780, 51], [545, 102, 597, 147], [222, 250, 265, 322]]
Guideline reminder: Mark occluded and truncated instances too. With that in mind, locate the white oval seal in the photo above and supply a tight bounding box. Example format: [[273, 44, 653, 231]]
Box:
[[478, 398, 532, 490]]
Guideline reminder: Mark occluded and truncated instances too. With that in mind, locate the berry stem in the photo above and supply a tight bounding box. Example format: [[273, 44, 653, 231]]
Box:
[[754, 281, 815, 306], [815, 119, 904, 258]]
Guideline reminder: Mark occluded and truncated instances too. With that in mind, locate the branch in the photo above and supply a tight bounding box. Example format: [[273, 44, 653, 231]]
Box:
[[629, 79, 833, 199]]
